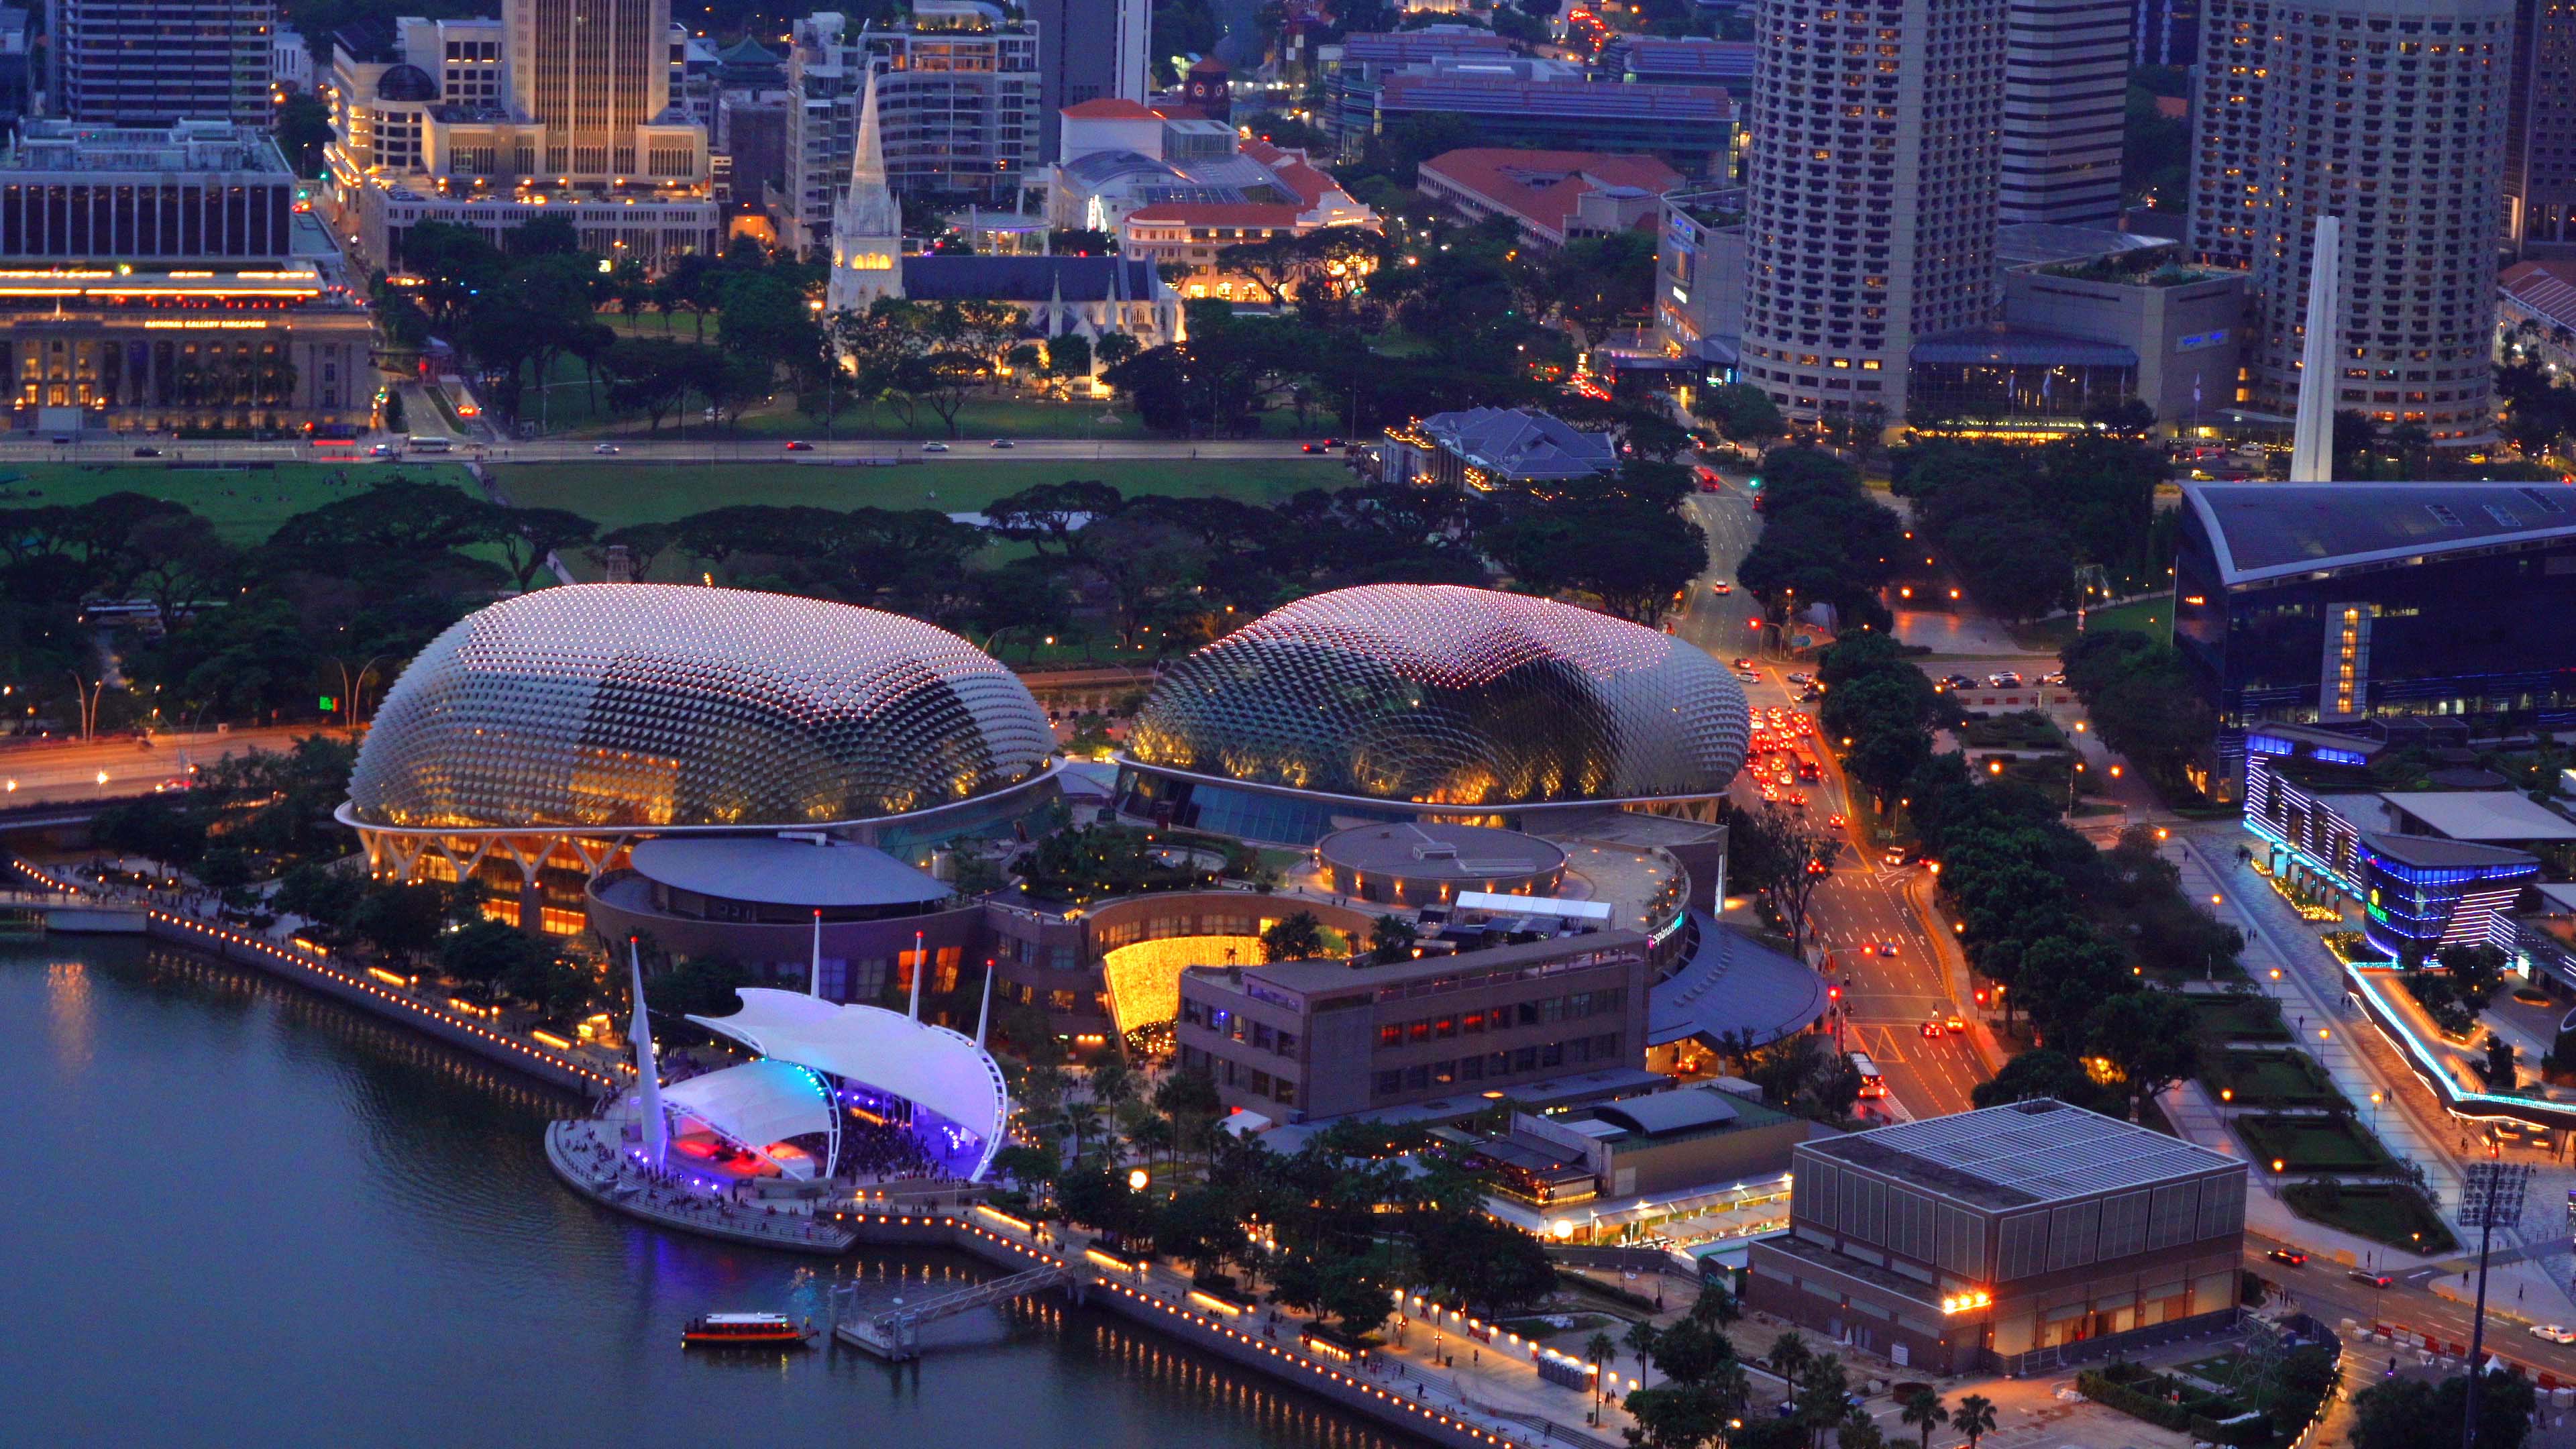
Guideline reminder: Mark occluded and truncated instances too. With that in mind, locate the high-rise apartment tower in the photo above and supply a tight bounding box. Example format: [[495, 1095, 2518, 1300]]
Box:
[[2188, 0, 2512, 443], [1737, 0, 2010, 423]]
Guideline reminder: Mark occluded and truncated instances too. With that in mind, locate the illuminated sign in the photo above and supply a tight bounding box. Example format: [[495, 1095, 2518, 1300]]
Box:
[[2178, 329, 2230, 352]]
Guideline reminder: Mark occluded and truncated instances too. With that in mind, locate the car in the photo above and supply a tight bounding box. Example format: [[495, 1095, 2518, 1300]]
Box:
[[1735, 672, 1760, 685], [989, 438, 1016, 449], [2531, 1324, 2576, 1344], [1740, 668, 1762, 682], [592, 443, 621, 455], [2040, 671, 2066, 686], [921, 441, 949, 452], [1787, 792, 1807, 808], [1920, 1020, 1944, 1038], [1827, 813, 1847, 828], [2348, 1270, 2392, 1289], [1322, 437, 1342, 447], [1711, 581, 1732, 594], [1942, 674, 1977, 691], [1883, 849, 1909, 867], [1302, 442, 1324, 453], [1787, 672, 1815, 685], [131, 445, 161, 458], [1876, 941, 1898, 958], [1733, 659, 1756, 671], [1943, 1013, 1966, 1032], [2267, 1248, 2308, 1267], [784, 440, 814, 451], [368, 442, 396, 457]]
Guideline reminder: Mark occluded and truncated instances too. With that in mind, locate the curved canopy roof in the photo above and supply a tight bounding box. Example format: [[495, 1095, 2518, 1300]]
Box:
[[661, 1059, 833, 1155], [1649, 914, 1828, 1049], [347, 584, 1053, 832], [687, 990, 1009, 1181], [1130, 584, 1748, 809], [629, 837, 951, 908]]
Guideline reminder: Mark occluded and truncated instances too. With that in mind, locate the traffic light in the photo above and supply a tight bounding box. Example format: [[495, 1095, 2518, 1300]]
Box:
[[1827, 985, 1841, 1004], [318, 695, 338, 712]]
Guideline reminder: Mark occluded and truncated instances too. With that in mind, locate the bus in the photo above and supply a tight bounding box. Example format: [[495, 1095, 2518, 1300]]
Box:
[[1849, 1052, 1887, 1099], [406, 435, 453, 453]]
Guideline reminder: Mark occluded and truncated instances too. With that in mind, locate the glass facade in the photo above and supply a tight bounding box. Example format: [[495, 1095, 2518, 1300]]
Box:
[[2177, 511, 2576, 737], [2357, 839, 2538, 963]]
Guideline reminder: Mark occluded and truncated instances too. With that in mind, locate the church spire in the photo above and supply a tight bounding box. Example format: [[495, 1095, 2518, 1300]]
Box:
[[826, 65, 904, 315]]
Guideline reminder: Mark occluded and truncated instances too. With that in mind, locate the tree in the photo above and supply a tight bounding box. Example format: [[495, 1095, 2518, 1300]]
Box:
[[1695, 383, 1784, 446], [1623, 1381, 1741, 1449], [1765, 1330, 1815, 1384], [489, 506, 596, 592], [1261, 910, 1328, 961], [2353, 1371, 2538, 1449], [439, 919, 544, 987], [1411, 1203, 1556, 1313], [1368, 914, 1418, 965], [1624, 1320, 1663, 1389], [351, 879, 450, 963], [1728, 805, 1839, 948], [602, 337, 712, 433], [2083, 991, 2203, 1120], [1951, 1394, 1996, 1449], [93, 796, 209, 871], [1900, 1388, 1949, 1449], [1969, 1048, 2116, 1114], [1646, 1314, 1734, 1387]]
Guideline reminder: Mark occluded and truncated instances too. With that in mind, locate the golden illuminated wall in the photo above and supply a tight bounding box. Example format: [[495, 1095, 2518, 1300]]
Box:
[[1101, 934, 1265, 1035]]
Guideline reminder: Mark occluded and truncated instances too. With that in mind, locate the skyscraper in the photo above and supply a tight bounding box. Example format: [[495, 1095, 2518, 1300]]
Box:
[[1024, 0, 1148, 160], [1998, 0, 2129, 225], [1737, 0, 2009, 423], [504, 0, 667, 176], [2188, 0, 2512, 443], [2505, 0, 2576, 256], [52, 0, 273, 125]]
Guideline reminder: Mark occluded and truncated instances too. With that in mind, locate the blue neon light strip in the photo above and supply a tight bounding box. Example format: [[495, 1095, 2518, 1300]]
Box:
[[2243, 816, 2362, 899], [2345, 965, 2576, 1127]]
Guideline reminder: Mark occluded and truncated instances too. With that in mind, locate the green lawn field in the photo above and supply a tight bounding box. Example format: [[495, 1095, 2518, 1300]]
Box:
[[490, 457, 1357, 532], [0, 462, 482, 544]]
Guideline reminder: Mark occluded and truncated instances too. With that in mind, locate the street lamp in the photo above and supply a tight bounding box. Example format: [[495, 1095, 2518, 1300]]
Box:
[[1127, 1167, 1149, 1192]]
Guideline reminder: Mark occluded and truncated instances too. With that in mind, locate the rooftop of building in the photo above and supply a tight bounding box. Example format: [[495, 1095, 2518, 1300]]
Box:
[[2379, 790, 2576, 843], [898, 254, 1165, 304], [1568, 1081, 1797, 1143], [1800, 1099, 2242, 1211], [1648, 915, 1827, 1049], [2357, 831, 2542, 872], [1997, 222, 2188, 269], [2502, 259, 2576, 331], [1605, 36, 1755, 80], [1418, 148, 1683, 234], [627, 836, 952, 908], [1336, 28, 1518, 64], [1198, 928, 1647, 1001], [1413, 405, 1619, 480], [1317, 822, 1567, 880], [3, 118, 291, 176], [1124, 201, 1309, 229], [2183, 480, 2576, 586]]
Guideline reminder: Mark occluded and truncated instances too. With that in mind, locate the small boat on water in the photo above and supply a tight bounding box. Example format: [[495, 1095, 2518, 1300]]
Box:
[[682, 1312, 814, 1347]]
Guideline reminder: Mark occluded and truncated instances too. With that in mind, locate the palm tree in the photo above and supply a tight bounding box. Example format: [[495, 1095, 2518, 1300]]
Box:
[[1766, 1330, 1815, 1384], [1061, 1100, 1102, 1157], [1900, 1389, 1949, 1449], [1952, 1393, 1998, 1449], [1623, 1319, 1662, 1389], [1688, 1281, 1741, 1328], [1585, 1331, 1619, 1417]]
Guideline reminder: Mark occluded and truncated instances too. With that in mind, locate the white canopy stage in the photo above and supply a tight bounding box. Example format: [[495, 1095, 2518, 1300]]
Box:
[[688, 989, 1012, 1183], [661, 1061, 838, 1179]]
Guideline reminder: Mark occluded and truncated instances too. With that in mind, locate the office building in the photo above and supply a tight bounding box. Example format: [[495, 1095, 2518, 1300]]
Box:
[[1368, 62, 1732, 178], [1748, 1100, 2247, 1375], [1599, 36, 1756, 97], [1175, 932, 1655, 1119], [1654, 187, 1748, 380], [2134, 0, 2200, 64], [2175, 482, 2576, 786], [2000, 0, 2128, 226], [1023, 0, 1147, 160], [1320, 30, 1519, 155], [2185, 0, 2512, 444], [52, 0, 273, 125], [783, 3, 1040, 252], [2507, 0, 2576, 256], [1737, 0, 2009, 425], [1415, 149, 1682, 250], [0, 119, 372, 433], [321, 5, 716, 270]]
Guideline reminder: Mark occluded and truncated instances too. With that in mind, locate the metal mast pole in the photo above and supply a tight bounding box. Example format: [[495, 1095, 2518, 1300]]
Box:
[[2461, 1160, 2530, 1449]]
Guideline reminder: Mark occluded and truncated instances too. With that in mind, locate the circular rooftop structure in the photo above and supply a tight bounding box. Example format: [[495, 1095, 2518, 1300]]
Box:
[[627, 837, 952, 921], [376, 63, 438, 101], [1316, 822, 1566, 907], [1127, 585, 1748, 818], [347, 584, 1055, 833]]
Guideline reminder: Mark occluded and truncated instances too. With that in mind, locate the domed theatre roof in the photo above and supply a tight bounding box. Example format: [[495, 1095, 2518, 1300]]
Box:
[[1128, 584, 1748, 807], [347, 585, 1054, 830]]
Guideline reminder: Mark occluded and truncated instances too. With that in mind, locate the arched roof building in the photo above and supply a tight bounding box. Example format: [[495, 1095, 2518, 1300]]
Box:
[[1118, 584, 1748, 844], [341, 585, 1059, 932]]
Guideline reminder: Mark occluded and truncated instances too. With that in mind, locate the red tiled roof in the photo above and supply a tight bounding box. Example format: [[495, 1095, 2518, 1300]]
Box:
[[1417, 148, 1683, 237], [2502, 260, 2576, 331], [1242, 138, 1338, 208], [1062, 99, 1165, 119]]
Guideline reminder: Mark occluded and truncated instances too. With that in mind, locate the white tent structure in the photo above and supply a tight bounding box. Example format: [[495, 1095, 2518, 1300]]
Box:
[[688, 989, 1012, 1183], [661, 1060, 839, 1179]]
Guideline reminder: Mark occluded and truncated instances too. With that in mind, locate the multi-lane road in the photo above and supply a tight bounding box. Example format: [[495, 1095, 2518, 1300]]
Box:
[[1675, 482, 1983, 1120], [0, 435, 1346, 467], [0, 726, 323, 806]]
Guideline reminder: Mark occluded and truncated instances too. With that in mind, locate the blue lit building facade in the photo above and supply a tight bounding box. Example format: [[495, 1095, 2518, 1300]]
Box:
[[2175, 482, 2576, 790], [2355, 834, 2538, 964]]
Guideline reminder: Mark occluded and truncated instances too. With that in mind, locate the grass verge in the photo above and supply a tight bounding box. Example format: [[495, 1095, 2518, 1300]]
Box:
[[0, 462, 482, 543], [2279, 1179, 2458, 1254]]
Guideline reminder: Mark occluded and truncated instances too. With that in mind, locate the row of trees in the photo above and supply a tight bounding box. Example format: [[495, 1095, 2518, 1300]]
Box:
[[1890, 435, 2169, 619], [2057, 629, 2216, 800], [1810, 631, 2242, 1121], [1735, 447, 1907, 636]]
